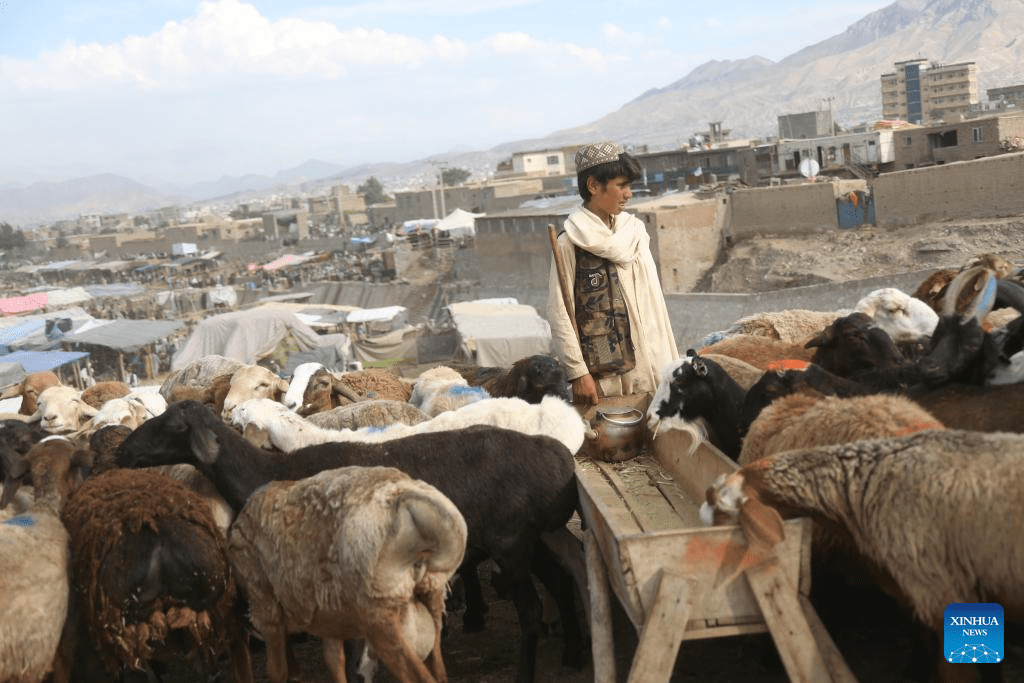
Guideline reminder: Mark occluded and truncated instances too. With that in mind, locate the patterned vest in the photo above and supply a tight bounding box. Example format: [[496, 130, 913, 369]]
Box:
[[573, 246, 636, 378]]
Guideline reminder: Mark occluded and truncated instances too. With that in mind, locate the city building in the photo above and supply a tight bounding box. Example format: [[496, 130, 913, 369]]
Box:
[[892, 111, 1024, 170], [881, 58, 978, 124]]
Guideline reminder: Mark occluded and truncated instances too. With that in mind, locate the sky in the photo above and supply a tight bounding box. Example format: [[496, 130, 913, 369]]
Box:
[[0, 0, 893, 186]]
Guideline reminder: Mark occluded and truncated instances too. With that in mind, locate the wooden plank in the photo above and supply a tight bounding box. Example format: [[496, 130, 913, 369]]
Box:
[[594, 460, 682, 533], [584, 529, 616, 683], [618, 519, 809, 627], [626, 571, 700, 683], [576, 468, 646, 626], [745, 559, 832, 683], [798, 593, 859, 683], [653, 430, 737, 502]]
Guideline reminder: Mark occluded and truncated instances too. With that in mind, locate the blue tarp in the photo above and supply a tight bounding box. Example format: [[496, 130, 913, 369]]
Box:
[[0, 350, 89, 374], [0, 319, 45, 348], [83, 283, 149, 299]]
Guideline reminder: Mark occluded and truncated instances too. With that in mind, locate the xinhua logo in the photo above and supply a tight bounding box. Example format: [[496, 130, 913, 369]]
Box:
[[944, 603, 1004, 664]]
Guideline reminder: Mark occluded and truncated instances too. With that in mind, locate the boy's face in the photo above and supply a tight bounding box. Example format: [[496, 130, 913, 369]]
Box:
[[587, 175, 633, 221]]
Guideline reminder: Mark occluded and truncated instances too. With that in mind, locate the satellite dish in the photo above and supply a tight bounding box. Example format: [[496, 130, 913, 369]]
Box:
[[799, 158, 820, 179]]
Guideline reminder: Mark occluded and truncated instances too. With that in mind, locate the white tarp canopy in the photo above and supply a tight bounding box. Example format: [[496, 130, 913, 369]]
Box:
[[172, 309, 349, 370], [347, 306, 407, 324], [445, 301, 552, 367], [433, 208, 481, 238]]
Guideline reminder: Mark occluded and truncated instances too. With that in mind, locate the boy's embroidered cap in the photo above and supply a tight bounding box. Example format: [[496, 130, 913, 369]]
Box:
[[574, 142, 624, 173]]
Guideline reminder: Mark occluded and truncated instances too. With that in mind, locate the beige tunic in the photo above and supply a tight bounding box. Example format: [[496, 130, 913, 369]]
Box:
[[547, 206, 679, 397]]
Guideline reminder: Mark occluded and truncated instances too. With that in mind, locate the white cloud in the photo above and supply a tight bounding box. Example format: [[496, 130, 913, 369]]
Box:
[[705, 18, 723, 29], [657, 16, 672, 30], [602, 23, 624, 39]]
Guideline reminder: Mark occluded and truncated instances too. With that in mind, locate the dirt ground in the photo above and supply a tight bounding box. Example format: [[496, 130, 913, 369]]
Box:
[[703, 216, 1024, 293]]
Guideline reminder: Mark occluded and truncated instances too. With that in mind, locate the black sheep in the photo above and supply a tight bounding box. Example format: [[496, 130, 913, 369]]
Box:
[[115, 400, 584, 683]]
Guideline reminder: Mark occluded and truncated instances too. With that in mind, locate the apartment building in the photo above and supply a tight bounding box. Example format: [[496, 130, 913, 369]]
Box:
[[892, 111, 1024, 170], [881, 58, 978, 124]]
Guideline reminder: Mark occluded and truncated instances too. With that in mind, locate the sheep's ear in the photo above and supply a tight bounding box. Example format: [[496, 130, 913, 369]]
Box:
[[77, 399, 99, 419], [273, 377, 289, 399], [738, 494, 785, 551], [188, 424, 221, 464], [242, 423, 271, 450], [804, 329, 830, 349]]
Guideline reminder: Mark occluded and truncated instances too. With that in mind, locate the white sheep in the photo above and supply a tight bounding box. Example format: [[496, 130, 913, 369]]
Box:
[[854, 287, 939, 342], [158, 354, 248, 404], [1, 436, 88, 683], [701, 429, 1024, 683], [409, 366, 489, 417], [78, 390, 168, 436], [220, 363, 289, 420], [232, 394, 588, 455], [283, 361, 324, 411], [228, 464, 467, 683], [29, 385, 98, 434]]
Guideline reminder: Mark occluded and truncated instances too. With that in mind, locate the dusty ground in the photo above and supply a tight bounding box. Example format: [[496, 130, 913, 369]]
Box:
[[703, 216, 1024, 293]]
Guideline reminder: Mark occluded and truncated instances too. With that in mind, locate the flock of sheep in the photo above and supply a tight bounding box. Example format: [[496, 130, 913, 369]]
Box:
[[2, 251, 1024, 683]]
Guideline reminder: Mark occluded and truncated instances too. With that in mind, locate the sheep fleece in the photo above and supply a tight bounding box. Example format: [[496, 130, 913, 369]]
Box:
[[228, 466, 465, 633], [743, 429, 1024, 626]]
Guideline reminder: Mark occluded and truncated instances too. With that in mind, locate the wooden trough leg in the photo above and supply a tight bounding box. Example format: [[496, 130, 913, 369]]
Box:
[[626, 571, 698, 683], [798, 593, 859, 683], [584, 529, 616, 683], [745, 559, 837, 683]]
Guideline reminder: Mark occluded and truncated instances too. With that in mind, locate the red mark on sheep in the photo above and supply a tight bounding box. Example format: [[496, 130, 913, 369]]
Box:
[[766, 359, 809, 371], [893, 420, 944, 436]]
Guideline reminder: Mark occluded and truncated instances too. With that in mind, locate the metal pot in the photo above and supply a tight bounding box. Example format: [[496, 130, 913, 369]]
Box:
[[589, 406, 646, 462]]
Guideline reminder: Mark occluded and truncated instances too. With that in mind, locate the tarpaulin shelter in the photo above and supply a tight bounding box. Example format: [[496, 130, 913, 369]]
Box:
[[0, 307, 103, 351], [172, 309, 350, 371], [433, 208, 481, 238], [63, 319, 185, 382], [0, 362, 26, 392], [0, 350, 91, 390], [350, 325, 421, 368], [444, 300, 552, 367]]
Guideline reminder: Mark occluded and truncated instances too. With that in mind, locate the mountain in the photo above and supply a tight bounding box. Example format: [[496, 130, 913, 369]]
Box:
[[0, 175, 183, 226], [5, 0, 1024, 225], [540, 0, 1024, 148]]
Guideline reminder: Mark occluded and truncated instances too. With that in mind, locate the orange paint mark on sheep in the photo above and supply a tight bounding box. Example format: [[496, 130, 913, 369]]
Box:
[[893, 420, 944, 437], [766, 359, 808, 371]]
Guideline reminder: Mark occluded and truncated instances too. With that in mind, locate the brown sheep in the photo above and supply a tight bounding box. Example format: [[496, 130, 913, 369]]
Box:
[[698, 334, 816, 371], [299, 368, 411, 416], [60, 468, 251, 682], [80, 381, 131, 409], [0, 371, 61, 416]]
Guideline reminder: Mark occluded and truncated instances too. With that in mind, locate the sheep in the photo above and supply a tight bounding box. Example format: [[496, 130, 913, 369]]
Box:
[[77, 391, 168, 437], [1, 436, 91, 683], [0, 370, 61, 416], [79, 381, 131, 410], [115, 400, 585, 683], [158, 354, 247, 404], [299, 367, 412, 415], [29, 385, 99, 435], [854, 287, 938, 342], [651, 352, 747, 460], [737, 391, 944, 465], [168, 372, 233, 414], [409, 366, 490, 417], [282, 361, 324, 411], [59, 467, 252, 683], [231, 394, 588, 455], [220, 363, 289, 420], [717, 309, 843, 343], [1, 419, 48, 507], [306, 399, 430, 431], [698, 333, 817, 371], [452, 354, 571, 404], [701, 429, 1024, 683], [229, 464, 467, 683]]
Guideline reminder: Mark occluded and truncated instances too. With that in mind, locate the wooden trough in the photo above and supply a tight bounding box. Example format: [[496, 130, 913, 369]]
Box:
[[574, 422, 858, 683]]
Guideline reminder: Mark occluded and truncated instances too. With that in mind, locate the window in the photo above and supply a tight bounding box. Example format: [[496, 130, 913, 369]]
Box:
[[546, 155, 559, 165], [972, 127, 984, 143], [904, 135, 913, 146]]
